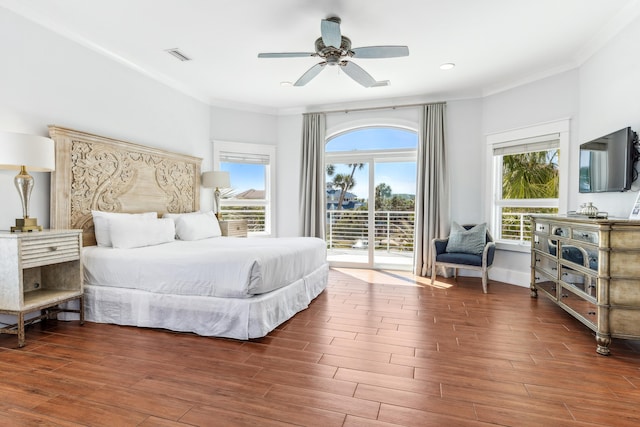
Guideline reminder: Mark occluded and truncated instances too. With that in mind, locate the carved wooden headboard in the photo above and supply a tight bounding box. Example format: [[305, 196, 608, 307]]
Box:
[[49, 126, 202, 246]]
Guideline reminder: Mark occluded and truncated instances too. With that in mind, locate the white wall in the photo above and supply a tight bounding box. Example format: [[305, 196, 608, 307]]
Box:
[[276, 113, 303, 237], [578, 13, 640, 217], [210, 107, 277, 144], [446, 99, 484, 224], [0, 8, 211, 229]]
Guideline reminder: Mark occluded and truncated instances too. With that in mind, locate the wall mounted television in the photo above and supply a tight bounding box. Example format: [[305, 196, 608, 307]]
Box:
[[579, 127, 638, 193]]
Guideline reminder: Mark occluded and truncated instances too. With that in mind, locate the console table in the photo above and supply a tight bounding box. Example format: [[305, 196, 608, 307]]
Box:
[[530, 215, 640, 355]]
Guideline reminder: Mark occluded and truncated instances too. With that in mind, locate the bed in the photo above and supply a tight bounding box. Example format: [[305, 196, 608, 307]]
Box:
[[48, 126, 328, 339]]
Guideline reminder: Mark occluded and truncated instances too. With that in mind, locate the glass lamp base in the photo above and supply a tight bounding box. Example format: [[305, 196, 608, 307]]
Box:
[[11, 217, 42, 232]]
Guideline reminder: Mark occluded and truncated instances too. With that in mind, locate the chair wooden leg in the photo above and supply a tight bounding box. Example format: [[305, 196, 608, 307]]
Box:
[[482, 271, 488, 293]]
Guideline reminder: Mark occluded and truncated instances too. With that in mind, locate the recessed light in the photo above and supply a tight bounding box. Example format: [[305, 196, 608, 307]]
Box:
[[440, 63, 455, 70], [280, 81, 293, 87]]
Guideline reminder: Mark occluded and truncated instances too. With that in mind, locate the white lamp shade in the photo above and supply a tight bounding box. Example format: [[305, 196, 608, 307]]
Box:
[[202, 171, 230, 188], [0, 131, 55, 171]]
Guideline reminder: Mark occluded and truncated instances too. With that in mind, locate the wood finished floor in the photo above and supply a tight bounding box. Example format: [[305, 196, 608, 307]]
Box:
[[2, 268, 640, 426]]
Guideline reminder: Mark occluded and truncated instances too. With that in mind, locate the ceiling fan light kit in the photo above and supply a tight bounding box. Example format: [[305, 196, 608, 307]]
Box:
[[258, 17, 409, 87]]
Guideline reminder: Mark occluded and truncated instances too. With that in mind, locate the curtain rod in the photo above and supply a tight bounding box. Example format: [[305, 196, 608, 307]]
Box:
[[306, 101, 445, 116]]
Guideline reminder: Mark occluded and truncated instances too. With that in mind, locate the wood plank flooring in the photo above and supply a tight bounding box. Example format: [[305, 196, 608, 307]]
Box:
[[2, 268, 640, 426]]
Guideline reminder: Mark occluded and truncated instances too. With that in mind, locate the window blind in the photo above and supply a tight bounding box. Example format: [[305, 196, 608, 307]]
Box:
[[493, 134, 559, 156], [220, 151, 270, 165]]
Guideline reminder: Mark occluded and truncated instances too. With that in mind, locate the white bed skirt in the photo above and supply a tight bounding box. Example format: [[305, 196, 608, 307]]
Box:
[[82, 262, 329, 340]]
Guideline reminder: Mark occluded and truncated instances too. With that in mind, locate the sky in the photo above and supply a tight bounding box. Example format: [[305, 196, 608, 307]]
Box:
[[220, 162, 265, 195], [221, 127, 418, 198], [326, 128, 418, 199]]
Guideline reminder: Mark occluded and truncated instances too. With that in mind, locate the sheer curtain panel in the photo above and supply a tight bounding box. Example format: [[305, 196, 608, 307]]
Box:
[[300, 113, 326, 238]]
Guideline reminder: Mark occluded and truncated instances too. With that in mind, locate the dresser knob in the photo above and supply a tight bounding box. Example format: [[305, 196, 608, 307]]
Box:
[[49, 246, 58, 251]]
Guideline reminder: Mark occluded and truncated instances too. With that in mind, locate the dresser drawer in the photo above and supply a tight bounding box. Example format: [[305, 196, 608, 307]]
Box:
[[20, 234, 80, 268], [572, 228, 599, 244], [535, 222, 550, 235], [559, 286, 597, 329]]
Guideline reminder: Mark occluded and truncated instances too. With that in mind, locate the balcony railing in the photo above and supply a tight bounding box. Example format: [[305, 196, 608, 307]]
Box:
[[499, 207, 558, 243], [220, 205, 554, 248], [326, 210, 415, 252]]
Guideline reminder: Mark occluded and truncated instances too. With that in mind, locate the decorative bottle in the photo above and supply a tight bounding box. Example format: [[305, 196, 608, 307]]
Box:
[[583, 202, 599, 217]]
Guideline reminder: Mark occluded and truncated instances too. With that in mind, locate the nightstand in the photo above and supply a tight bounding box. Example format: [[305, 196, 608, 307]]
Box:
[[219, 220, 248, 237], [0, 229, 84, 347]]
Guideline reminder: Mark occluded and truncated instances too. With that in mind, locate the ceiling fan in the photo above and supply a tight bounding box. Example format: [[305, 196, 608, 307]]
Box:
[[258, 17, 409, 88]]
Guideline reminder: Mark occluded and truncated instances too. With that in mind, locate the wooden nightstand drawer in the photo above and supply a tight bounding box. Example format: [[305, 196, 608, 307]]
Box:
[[20, 234, 81, 268], [219, 220, 248, 237]]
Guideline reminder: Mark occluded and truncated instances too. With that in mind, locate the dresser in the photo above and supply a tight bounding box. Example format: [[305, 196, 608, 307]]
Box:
[[530, 215, 640, 355], [0, 229, 83, 347], [219, 219, 248, 237]]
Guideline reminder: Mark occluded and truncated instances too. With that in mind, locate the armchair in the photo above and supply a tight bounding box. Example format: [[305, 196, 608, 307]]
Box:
[[430, 223, 496, 293]]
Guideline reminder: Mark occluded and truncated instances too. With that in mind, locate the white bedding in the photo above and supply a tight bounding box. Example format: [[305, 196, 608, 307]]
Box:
[[80, 236, 329, 339], [83, 237, 327, 298]]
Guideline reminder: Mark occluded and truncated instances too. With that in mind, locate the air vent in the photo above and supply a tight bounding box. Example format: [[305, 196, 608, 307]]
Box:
[[165, 48, 191, 62]]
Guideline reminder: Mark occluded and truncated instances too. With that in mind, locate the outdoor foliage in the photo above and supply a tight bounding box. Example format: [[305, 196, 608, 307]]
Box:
[[500, 149, 559, 241], [502, 150, 559, 199]]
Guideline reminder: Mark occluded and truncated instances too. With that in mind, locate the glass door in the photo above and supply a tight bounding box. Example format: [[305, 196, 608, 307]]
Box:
[[325, 127, 418, 270], [373, 161, 416, 269], [326, 162, 370, 266]]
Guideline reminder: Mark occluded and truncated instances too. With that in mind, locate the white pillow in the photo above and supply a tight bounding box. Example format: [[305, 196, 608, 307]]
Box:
[[162, 211, 209, 220], [174, 211, 222, 241], [92, 210, 157, 247], [109, 217, 175, 249]]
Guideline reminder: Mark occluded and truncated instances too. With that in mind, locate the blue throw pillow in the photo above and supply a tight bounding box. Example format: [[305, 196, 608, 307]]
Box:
[[446, 222, 487, 256]]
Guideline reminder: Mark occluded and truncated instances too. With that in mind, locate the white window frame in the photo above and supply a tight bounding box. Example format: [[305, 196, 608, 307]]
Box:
[[485, 119, 570, 252], [212, 140, 276, 237]]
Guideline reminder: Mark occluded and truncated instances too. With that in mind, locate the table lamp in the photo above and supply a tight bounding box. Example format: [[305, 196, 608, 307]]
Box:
[[202, 171, 230, 219], [0, 131, 55, 232]]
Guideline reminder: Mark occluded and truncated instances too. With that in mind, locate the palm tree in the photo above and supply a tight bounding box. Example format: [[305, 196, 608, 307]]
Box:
[[326, 164, 335, 177], [502, 151, 559, 199], [333, 163, 364, 210], [375, 182, 392, 210], [332, 174, 355, 210], [501, 150, 559, 241]]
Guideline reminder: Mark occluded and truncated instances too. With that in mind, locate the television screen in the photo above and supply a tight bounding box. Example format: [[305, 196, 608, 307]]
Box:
[[579, 127, 637, 193]]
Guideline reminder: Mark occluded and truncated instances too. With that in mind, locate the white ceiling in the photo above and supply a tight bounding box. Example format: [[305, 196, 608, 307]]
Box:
[[2, 0, 639, 113]]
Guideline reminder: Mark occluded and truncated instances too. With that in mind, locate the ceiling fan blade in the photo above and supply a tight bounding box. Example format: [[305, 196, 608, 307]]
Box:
[[294, 63, 326, 86], [351, 46, 410, 58], [341, 61, 377, 88], [258, 52, 315, 58], [321, 18, 341, 48]]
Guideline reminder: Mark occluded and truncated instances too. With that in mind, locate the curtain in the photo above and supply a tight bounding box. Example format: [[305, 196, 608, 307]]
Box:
[[414, 103, 450, 276], [299, 113, 326, 238]]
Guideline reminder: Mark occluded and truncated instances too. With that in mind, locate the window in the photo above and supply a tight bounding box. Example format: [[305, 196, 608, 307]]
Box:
[[493, 138, 559, 243], [213, 141, 275, 236], [486, 120, 570, 248]]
